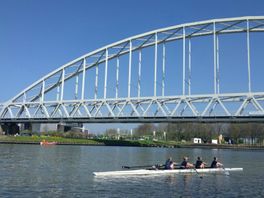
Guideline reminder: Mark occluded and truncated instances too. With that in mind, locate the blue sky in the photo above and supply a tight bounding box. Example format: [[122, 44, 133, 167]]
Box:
[[0, 0, 264, 132]]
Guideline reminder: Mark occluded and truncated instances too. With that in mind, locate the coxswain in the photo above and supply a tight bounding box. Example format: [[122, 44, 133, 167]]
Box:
[[181, 157, 194, 169], [195, 157, 206, 169], [210, 157, 223, 168]]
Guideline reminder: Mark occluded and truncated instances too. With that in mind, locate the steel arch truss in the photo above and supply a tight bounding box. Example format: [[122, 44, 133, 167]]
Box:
[[1, 93, 264, 123], [1, 16, 264, 123]]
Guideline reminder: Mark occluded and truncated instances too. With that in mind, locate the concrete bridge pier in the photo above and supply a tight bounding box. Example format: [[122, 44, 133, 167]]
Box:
[[57, 123, 83, 132], [0, 122, 84, 134], [20, 122, 32, 131], [0, 123, 20, 135]]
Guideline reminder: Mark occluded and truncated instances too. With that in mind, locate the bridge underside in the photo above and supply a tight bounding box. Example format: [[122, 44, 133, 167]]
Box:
[[1, 93, 264, 123], [1, 116, 264, 124]]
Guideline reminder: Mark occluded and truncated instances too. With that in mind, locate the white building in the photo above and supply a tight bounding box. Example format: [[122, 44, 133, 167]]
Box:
[[193, 138, 202, 144], [211, 139, 218, 144]]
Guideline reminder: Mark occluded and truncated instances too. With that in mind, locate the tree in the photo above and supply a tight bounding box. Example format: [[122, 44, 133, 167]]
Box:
[[166, 123, 186, 141], [134, 123, 155, 137], [105, 128, 118, 139], [228, 124, 242, 143]]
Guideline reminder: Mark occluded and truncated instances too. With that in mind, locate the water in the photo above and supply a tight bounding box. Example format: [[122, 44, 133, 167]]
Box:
[[0, 144, 263, 197]]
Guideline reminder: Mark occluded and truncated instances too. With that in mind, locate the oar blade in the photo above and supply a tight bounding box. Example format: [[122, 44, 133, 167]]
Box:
[[194, 168, 203, 179], [222, 166, 230, 176], [224, 169, 230, 176]]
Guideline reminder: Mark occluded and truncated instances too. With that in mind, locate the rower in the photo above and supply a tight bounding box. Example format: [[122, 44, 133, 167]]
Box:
[[165, 157, 176, 169], [210, 157, 223, 168], [181, 157, 194, 169], [195, 157, 206, 169]]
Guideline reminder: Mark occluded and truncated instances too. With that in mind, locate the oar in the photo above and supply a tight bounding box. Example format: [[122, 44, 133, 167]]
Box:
[[194, 168, 203, 179], [122, 164, 163, 169], [222, 165, 230, 176]]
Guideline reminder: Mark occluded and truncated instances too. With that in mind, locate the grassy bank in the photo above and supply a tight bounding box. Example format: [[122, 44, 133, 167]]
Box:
[[0, 135, 102, 145], [0, 135, 180, 147], [0, 135, 263, 149]]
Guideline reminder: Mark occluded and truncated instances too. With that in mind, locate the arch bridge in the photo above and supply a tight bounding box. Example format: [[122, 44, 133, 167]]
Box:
[[1, 16, 264, 124]]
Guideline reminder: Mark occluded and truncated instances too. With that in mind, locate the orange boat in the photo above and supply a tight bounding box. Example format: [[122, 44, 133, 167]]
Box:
[[40, 140, 57, 146]]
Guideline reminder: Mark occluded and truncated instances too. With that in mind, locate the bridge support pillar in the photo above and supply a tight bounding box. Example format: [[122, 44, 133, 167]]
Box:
[[20, 122, 32, 131], [57, 123, 83, 132], [0, 123, 20, 135]]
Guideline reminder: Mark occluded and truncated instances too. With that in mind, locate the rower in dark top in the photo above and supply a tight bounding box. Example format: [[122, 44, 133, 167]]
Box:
[[181, 157, 194, 169], [195, 157, 206, 168], [210, 157, 223, 168], [165, 157, 176, 169]]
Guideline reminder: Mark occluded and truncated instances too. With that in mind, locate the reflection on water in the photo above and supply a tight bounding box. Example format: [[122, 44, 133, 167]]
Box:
[[0, 144, 264, 197]]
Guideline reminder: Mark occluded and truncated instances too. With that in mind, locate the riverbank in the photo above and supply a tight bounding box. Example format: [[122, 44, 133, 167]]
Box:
[[0, 135, 263, 150]]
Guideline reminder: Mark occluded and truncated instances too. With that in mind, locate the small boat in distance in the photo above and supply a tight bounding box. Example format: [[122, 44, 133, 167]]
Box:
[[40, 140, 57, 146]]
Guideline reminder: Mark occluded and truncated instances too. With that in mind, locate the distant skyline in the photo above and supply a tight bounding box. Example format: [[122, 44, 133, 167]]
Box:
[[0, 0, 264, 132]]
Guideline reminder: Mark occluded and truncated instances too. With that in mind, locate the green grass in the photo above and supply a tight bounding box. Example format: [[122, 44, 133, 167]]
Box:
[[0, 135, 102, 145], [0, 135, 181, 147], [4, 135, 259, 149]]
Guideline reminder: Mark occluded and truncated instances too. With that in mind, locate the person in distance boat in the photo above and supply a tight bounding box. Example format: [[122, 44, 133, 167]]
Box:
[[210, 157, 223, 168], [195, 157, 206, 169], [181, 157, 194, 169]]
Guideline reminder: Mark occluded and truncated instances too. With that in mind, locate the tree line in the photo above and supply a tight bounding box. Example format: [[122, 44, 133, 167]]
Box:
[[104, 123, 264, 145]]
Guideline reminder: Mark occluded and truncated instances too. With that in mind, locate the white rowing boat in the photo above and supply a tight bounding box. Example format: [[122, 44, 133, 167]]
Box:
[[93, 168, 243, 177]]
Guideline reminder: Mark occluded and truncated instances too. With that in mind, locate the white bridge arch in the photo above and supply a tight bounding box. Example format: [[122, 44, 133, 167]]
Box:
[[1, 16, 264, 123]]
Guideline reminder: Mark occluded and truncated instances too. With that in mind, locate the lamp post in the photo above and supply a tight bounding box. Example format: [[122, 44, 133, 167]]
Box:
[[130, 129, 133, 140], [117, 128, 120, 140]]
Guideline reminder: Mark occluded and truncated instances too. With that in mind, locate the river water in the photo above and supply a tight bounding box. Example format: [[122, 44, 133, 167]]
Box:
[[0, 144, 263, 197]]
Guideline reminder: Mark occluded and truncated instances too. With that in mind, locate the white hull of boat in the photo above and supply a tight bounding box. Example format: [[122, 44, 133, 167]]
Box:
[[40, 141, 57, 146], [93, 168, 243, 177]]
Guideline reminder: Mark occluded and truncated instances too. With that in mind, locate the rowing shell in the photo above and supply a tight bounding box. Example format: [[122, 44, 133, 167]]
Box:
[[93, 168, 243, 177]]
